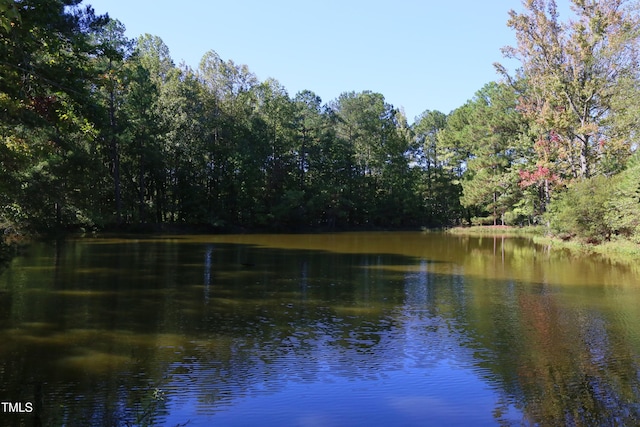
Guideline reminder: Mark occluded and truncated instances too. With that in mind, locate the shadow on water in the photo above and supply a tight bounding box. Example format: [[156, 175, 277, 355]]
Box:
[[0, 232, 639, 426]]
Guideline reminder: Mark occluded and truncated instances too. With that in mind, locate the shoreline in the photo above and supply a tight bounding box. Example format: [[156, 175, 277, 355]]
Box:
[[447, 225, 640, 263], [4, 224, 639, 267]]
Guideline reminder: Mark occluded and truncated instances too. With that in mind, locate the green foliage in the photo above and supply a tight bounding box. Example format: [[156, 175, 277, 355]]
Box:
[[0, 0, 20, 32], [548, 175, 616, 243], [546, 150, 640, 245], [2, 1, 640, 237], [605, 160, 640, 243], [330, 91, 418, 226], [411, 109, 464, 226], [439, 82, 531, 225], [497, 0, 639, 180], [0, 0, 109, 231]]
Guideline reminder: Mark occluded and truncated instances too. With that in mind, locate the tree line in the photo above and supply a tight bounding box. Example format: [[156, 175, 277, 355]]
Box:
[[1, 0, 640, 243]]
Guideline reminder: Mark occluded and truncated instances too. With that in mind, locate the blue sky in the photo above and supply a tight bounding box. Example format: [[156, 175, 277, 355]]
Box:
[[85, 0, 529, 123]]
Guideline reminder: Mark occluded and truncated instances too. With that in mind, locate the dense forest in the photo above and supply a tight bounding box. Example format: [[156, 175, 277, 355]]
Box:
[[1, 0, 640, 244]]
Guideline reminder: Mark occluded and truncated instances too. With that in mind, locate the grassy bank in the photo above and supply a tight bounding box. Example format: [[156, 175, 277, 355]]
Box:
[[531, 235, 640, 259], [447, 225, 640, 263], [446, 225, 546, 237]]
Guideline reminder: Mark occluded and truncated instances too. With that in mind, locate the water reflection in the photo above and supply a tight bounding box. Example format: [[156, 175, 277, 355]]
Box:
[[0, 232, 639, 426]]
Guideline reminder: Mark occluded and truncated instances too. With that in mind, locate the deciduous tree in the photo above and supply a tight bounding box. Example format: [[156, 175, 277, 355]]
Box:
[[496, 0, 640, 180]]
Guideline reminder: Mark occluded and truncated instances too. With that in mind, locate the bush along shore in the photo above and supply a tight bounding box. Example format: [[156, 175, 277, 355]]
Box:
[[0, 228, 28, 266]]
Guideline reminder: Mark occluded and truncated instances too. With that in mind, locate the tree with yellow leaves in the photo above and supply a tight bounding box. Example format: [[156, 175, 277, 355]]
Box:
[[496, 0, 640, 180]]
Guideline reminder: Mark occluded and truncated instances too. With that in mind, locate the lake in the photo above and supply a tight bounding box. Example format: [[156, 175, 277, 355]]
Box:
[[1, 231, 639, 426]]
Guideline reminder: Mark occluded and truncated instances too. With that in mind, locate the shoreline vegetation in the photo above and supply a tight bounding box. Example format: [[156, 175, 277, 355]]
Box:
[[0, 228, 29, 266], [447, 225, 640, 264], [2, 2, 640, 268], [3, 223, 638, 268]]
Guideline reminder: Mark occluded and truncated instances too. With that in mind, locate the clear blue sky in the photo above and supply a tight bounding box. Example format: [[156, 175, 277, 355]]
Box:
[[84, 0, 530, 123]]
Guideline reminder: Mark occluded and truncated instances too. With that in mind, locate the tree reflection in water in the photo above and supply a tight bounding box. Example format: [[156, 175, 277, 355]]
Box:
[[0, 232, 639, 426]]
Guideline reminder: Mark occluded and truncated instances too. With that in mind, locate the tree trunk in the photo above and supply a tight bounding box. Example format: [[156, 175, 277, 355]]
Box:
[[493, 192, 497, 226], [138, 149, 146, 223], [109, 80, 121, 224], [580, 135, 590, 179]]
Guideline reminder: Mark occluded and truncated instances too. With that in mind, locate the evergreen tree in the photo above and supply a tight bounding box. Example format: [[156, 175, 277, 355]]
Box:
[[1, 0, 108, 229]]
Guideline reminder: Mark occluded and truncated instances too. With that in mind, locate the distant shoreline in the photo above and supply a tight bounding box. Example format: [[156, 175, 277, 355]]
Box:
[[447, 225, 640, 262]]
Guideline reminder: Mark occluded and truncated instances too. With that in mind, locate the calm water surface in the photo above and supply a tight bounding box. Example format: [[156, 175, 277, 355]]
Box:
[[1, 232, 640, 426]]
